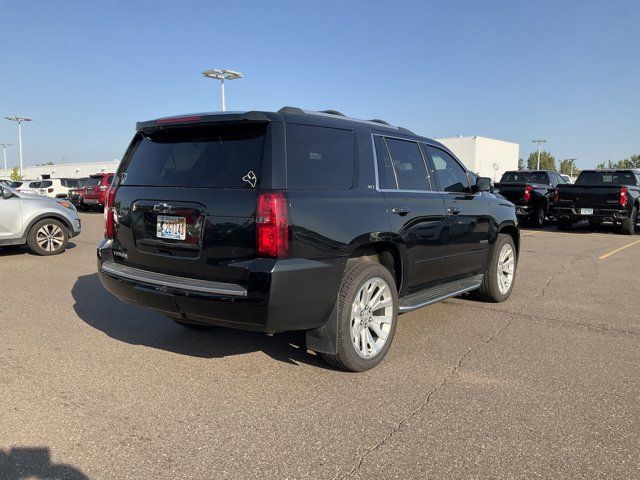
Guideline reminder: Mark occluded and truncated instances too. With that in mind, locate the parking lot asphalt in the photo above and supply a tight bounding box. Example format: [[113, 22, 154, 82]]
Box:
[[1, 214, 639, 479]]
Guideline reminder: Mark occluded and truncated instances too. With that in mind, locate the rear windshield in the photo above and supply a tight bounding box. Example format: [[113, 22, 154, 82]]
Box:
[[575, 171, 638, 186], [121, 124, 267, 188], [500, 172, 550, 184], [61, 179, 80, 188], [40, 181, 52, 188], [86, 177, 101, 186]]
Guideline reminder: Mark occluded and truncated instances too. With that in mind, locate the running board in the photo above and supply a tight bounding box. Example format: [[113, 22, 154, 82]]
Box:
[[398, 275, 484, 312]]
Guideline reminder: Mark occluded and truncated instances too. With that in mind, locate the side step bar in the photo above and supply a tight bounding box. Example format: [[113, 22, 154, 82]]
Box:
[[399, 274, 483, 312]]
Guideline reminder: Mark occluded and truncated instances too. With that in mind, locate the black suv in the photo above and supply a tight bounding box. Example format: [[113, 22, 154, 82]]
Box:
[[98, 107, 520, 371]]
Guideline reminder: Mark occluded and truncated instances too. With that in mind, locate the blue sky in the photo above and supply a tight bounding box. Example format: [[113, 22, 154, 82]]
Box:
[[0, 0, 638, 169]]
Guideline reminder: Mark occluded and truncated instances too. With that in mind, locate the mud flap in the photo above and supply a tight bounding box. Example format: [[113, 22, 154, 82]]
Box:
[[305, 298, 338, 354]]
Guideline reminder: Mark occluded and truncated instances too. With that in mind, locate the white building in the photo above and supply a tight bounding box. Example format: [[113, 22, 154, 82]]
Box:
[[436, 136, 519, 181], [1, 160, 121, 180]]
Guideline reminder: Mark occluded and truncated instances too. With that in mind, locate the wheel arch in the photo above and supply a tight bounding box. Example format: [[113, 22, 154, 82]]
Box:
[[348, 240, 403, 293], [25, 213, 73, 238], [498, 223, 520, 256]]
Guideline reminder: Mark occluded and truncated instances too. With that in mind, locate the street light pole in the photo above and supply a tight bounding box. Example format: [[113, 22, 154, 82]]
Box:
[[532, 139, 547, 170], [0, 143, 11, 177], [201, 69, 243, 111], [5, 116, 33, 176]]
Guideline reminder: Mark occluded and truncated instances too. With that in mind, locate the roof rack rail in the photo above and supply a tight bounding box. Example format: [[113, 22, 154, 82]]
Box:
[[277, 106, 415, 135], [278, 106, 305, 115], [320, 109, 345, 116]]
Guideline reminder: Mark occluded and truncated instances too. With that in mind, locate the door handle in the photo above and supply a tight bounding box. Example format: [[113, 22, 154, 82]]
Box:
[[391, 207, 411, 216], [448, 207, 461, 215]]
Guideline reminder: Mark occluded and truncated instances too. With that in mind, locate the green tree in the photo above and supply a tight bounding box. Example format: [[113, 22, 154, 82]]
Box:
[[527, 150, 556, 171], [559, 159, 581, 176], [10, 167, 22, 181], [518, 158, 524, 169]]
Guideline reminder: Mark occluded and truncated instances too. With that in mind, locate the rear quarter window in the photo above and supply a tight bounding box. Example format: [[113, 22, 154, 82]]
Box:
[[286, 124, 355, 190]]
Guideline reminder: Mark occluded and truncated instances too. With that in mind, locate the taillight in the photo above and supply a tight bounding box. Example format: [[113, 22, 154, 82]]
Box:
[[104, 187, 117, 239], [256, 192, 290, 258], [554, 187, 559, 205], [523, 185, 533, 203], [620, 187, 628, 207], [48, 188, 54, 193]]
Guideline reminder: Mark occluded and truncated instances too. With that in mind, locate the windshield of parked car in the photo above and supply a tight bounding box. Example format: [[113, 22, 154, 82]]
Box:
[[8, 181, 23, 188], [500, 172, 550, 184], [575, 171, 638, 186]]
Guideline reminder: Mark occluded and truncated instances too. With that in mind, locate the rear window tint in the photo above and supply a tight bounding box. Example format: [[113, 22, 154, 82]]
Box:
[[121, 124, 267, 188], [575, 171, 638, 186], [500, 172, 550, 184], [286, 124, 354, 189], [39, 181, 52, 188]]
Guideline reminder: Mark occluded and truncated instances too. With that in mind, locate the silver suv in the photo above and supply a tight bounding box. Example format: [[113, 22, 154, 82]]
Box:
[[0, 185, 82, 255]]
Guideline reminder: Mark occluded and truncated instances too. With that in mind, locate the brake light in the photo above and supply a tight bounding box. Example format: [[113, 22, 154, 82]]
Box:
[[256, 192, 290, 258], [523, 185, 533, 203], [620, 187, 628, 207], [554, 187, 559, 205], [156, 115, 202, 125], [104, 187, 117, 239], [48, 188, 54, 193]]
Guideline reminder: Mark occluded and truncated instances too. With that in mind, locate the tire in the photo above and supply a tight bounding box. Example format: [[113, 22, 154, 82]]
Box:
[[557, 218, 572, 231], [530, 205, 546, 227], [320, 260, 398, 372], [171, 319, 216, 330], [473, 233, 517, 303], [621, 207, 637, 235], [26, 219, 69, 256]]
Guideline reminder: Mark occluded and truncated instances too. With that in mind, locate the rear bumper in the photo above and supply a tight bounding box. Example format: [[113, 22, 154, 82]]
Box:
[[554, 206, 630, 222], [83, 197, 104, 206], [97, 240, 343, 333]]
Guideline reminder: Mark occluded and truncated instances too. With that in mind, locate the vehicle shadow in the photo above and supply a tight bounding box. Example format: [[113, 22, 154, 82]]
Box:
[[0, 242, 77, 256], [71, 273, 325, 368], [0, 447, 89, 480]]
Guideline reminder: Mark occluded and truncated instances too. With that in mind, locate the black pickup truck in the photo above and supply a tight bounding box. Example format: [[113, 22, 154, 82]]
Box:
[[495, 170, 567, 227], [554, 169, 640, 234]]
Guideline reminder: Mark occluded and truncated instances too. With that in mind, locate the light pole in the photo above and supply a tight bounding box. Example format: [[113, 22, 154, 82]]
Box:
[[565, 158, 577, 181], [5, 116, 33, 176], [201, 69, 243, 111], [0, 143, 11, 177], [531, 139, 546, 170]]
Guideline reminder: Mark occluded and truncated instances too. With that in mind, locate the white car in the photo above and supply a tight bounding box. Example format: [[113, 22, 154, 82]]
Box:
[[37, 178, 81, 198], [15, 180, 42, 195]]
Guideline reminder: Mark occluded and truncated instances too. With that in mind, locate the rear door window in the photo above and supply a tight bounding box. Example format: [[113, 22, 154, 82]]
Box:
[[286, 124, 355, 189], [121, 124, 267, 188], [375, 137, 430, 191], [427, 146, 470, 193]]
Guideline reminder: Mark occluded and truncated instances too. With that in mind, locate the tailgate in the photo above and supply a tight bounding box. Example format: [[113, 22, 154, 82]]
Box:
[[110, 122, 268, 284], [557, 186, 622, 207]]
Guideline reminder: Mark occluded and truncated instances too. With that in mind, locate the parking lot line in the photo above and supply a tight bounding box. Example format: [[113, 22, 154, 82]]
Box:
[[598, 239, 640, 260], [520, 231, 542, 237]]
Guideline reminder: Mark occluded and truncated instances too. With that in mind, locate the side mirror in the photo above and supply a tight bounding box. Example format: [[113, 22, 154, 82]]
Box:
[[476, 176, 492, 192]]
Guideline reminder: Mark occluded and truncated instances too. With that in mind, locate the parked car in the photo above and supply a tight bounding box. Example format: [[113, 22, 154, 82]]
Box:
[[554, 169, 640, 234], [68, 177, 91, 209], [560, 174, 573, 184], [97, 108, 520, 371], [37, 178, 82, 198], [0, 184, 82, 255], [495, 170, 566, 227], [15, 180, 42, 195], [82, 173, 114, 210]]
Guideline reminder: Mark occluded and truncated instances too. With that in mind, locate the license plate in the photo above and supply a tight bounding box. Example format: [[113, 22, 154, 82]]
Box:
[[580, 208, 594, 215], [157, 215, 187, 240]]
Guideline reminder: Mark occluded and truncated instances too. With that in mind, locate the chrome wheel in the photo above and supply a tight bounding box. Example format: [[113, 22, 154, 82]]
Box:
[[351, 277, 394, 359], [497, 243, 515, 295], [36, 224, 65, 252]]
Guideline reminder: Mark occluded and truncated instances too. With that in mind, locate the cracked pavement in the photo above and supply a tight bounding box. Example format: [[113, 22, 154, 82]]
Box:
[[1, 215, 639, 479]]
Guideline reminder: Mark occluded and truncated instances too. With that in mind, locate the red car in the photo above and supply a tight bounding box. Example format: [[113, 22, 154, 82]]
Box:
[[82, 173, 115, 210]]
